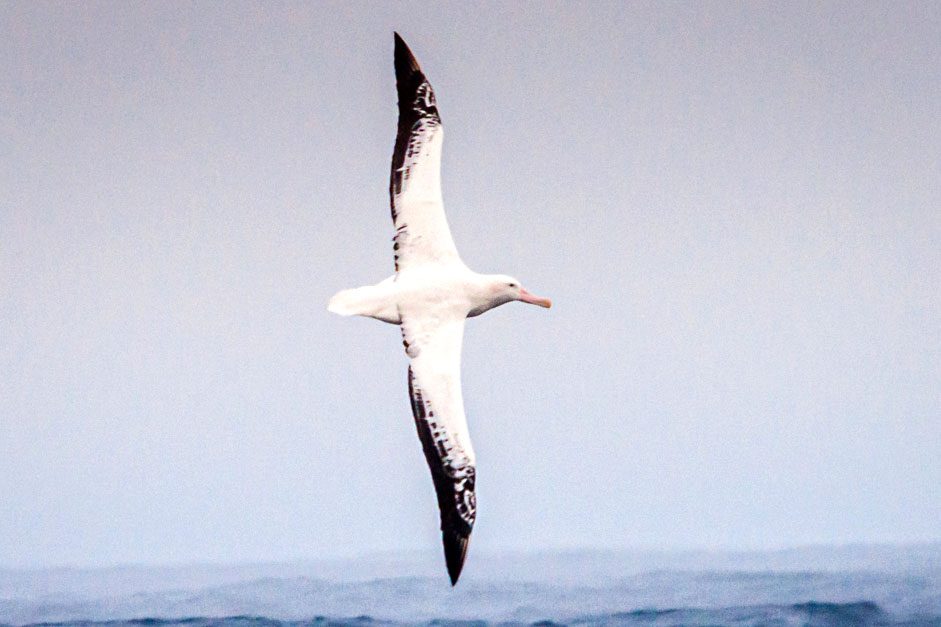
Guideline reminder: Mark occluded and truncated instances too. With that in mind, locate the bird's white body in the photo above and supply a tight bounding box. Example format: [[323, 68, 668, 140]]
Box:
[[328, 266, 517, 326], [328, 34, 549, 586]]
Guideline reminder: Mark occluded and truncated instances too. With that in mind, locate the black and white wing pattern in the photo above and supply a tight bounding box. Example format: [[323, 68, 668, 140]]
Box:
[[401, 314, 476, 585], [390, 33, 461, 272]]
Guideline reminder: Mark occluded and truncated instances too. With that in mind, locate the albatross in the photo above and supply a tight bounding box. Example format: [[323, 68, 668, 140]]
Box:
[[328, 33, 551, 586]]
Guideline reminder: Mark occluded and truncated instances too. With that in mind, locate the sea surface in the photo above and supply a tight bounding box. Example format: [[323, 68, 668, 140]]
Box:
[[2, 545, 940, 626]]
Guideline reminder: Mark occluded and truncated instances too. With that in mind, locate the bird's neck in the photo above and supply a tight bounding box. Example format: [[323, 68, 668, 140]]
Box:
[[465, 273, 511, 318]]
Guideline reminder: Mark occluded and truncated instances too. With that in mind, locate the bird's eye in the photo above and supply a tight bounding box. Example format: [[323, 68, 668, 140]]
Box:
[[508, 283, 517, 288]]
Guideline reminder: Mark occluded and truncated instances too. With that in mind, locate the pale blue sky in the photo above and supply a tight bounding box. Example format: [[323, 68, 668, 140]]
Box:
[[1, 1, 939, 570]]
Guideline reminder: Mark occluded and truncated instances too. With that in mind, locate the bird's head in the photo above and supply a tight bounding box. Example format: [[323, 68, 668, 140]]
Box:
[[487, 274, 552, 310]]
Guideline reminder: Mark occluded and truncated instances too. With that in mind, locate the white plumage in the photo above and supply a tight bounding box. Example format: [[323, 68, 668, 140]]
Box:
[[328, 33, 551, 586]]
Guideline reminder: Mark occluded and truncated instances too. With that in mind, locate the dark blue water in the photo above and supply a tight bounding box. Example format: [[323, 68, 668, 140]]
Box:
[[4, 602, 940, 627], [3, 548, 941, 626]]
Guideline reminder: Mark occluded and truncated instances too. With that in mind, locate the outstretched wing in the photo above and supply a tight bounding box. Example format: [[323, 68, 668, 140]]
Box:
[[390, 33, 461, 272], [401, 314, 476, 585]]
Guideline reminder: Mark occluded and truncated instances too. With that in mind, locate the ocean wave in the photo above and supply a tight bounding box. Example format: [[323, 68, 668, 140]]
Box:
[[6, 617, 391, 627], [572, 600, 890, 625], [8, 601, 940, 627]]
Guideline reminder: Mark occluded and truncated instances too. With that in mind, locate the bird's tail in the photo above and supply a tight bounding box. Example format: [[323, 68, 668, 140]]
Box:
[[327, 287, 365, 316], [327, 276, 401, 324]]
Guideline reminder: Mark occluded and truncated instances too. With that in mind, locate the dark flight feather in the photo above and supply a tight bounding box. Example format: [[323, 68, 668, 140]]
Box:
[[408, 366, 476, 585], [389, 33, 441, 217]]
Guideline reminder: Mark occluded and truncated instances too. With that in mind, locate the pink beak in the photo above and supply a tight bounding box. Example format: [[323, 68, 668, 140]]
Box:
[[518, 287, 552, 309]]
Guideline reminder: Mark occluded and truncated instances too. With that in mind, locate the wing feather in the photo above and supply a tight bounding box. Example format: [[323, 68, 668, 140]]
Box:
[[403, 316, 476, 585], [390, 33, 461, 271]]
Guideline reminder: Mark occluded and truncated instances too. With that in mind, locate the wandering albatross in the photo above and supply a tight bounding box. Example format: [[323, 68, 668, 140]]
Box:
[[328, 33, 551, 586]]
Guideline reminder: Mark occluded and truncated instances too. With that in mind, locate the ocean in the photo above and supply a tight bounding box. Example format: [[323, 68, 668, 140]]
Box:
[[2, 545, 940, 626]]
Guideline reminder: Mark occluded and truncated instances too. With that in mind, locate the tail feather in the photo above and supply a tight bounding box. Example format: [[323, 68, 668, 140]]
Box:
[[327, 288, 361, 316], [327, 277, 400, 324]]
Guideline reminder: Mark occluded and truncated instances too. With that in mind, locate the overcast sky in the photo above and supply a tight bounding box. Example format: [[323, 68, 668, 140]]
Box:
[[1, 1, 939, 570]]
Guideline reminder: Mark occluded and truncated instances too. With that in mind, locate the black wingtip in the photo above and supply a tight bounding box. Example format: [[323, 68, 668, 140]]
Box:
[[443, 531, 470, 586], [393, 32, 422, 78]]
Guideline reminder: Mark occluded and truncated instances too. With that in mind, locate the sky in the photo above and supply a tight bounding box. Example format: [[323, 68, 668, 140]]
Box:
[[1, 1, 939, 570]]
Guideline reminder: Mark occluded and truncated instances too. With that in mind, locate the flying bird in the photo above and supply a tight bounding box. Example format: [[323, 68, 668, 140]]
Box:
[[328, 33, 551, 586]]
